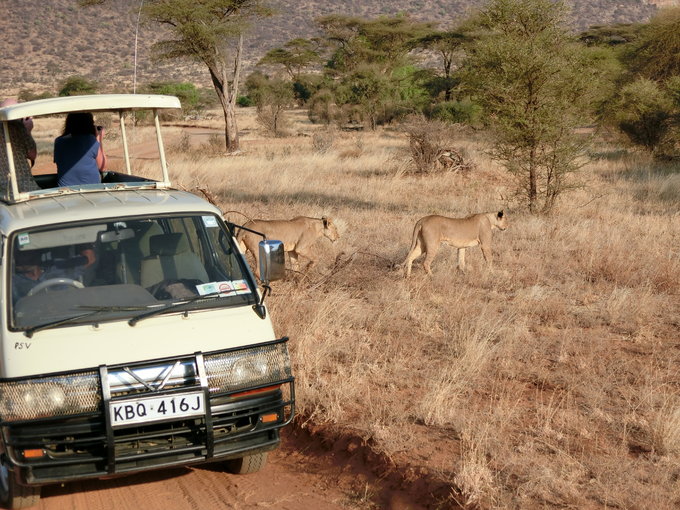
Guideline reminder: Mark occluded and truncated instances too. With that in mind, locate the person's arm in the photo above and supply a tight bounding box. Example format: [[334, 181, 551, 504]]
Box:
[[95, 127, 107, 172], [96, 128, 106, 173]]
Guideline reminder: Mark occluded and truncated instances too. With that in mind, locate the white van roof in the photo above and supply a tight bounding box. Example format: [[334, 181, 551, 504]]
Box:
[[0, 94, 181, 121]]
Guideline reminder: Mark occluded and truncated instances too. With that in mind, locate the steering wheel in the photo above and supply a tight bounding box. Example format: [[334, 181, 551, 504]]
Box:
[[27, 278, 84, 296]]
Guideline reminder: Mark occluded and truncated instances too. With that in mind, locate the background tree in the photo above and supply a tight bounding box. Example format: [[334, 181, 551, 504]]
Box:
[[334, 65, 394, 130], [461, 0, 600, 213], [143, 0, 272, 153], [613, 78, 675, 153], [586, 9, 680, 157], [627, 7, 680, 82], [83, 0, 271, 153], [258, 39, 323, 104], [314, 15, 434, 128], [258, 38, 321, 81], [245, 73, 294, 136], [413, 30, 467, 101], [318, 15, 434, 75]]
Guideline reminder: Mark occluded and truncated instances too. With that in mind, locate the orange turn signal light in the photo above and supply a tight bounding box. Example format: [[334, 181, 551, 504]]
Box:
[[22, 449, 45, 459], [261, 413, 279, 423]]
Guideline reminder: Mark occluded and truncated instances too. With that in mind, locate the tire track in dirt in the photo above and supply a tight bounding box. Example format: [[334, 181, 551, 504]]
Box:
[[33, 421, 455, 510], [34, 436, 352, 509]]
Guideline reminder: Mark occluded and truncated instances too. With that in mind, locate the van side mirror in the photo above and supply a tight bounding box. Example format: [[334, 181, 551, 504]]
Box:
[[258, 240, 285, 284]]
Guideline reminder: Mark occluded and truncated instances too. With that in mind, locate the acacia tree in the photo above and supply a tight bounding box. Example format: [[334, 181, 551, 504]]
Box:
[[603, 8, 680, 156], [628, 7, 680, 82], [318, 15, 434, 74], [613, 78, 677, 154], [462, 0, 600, 213], [83, 0, 270, 153], [413, 30, 467, 101], [315, 15, 434, 128], [144, 0, 272, 153], [258, 38, 321, 81]]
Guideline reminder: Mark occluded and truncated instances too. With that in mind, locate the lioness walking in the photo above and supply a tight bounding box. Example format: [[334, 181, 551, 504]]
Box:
[[237, 216, 340, 278], [403, 211, 508, 278]]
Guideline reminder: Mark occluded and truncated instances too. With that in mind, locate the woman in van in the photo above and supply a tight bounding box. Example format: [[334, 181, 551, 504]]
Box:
[[54, 112, 107, 186]]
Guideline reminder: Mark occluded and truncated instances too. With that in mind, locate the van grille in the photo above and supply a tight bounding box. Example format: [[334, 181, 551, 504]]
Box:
[[0, 339, 294, 484]]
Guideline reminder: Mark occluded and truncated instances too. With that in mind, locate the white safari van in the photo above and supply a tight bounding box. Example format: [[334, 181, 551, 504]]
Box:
[[0, 95, 293, 508]]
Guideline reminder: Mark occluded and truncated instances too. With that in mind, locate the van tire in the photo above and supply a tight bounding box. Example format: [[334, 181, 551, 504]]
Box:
[[0, 461, 40, 509], [225, 452, 268, 474]]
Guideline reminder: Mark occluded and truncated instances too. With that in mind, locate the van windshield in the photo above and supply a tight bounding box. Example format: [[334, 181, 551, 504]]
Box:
[[9, 214, 256, 330]]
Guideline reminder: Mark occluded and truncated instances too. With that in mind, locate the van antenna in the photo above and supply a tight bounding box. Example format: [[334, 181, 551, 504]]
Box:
[[133, 1, 144, 94]]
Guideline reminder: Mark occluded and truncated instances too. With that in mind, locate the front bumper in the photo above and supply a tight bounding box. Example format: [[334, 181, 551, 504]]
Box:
[[0, 338, 295, 485]]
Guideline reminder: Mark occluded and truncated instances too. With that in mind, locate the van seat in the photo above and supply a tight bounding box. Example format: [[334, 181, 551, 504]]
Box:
[[140, 233, 209, 289]]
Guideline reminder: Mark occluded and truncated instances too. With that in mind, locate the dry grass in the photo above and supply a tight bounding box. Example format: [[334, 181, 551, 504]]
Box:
[[43, 107, 679, 508]]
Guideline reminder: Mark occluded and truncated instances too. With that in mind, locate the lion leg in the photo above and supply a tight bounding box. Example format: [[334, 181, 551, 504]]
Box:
[[295, 247, 317, 272], [242, 237, 261, 279], [457, 248, 466, 272], [289, 251, 300, 272], [422, 243, 439, 276], [480, 242, 493, 268], [252, 251, 261, 280], [403, 242, 422, 278]]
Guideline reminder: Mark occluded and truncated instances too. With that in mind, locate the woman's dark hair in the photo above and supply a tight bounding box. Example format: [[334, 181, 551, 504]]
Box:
[[62, 112, 96, 136]]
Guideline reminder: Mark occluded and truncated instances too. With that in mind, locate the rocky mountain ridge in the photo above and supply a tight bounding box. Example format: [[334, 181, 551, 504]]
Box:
[[0, 0, 666, 95]]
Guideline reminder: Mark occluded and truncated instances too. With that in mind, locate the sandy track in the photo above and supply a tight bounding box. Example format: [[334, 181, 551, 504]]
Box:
[[35, 430, 353, 510]]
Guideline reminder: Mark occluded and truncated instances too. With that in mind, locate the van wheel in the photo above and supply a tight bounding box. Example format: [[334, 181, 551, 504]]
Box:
[[225, 452, 268, 474], [0, 461, 40, 509]]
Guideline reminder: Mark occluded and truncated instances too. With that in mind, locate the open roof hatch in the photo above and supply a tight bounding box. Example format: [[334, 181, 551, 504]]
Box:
[[0, 94, 182, 204]]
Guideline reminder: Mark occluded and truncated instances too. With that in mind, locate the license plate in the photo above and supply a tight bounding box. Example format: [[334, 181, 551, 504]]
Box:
[[110, 392, 205, 428]]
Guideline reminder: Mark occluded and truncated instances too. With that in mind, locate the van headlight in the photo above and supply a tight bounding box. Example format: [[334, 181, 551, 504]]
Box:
[[0, 372, 100, 422], [204, 341, 292, 394]]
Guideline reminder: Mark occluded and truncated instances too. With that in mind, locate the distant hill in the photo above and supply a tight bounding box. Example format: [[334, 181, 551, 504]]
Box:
[[0, 0, 667, 96]]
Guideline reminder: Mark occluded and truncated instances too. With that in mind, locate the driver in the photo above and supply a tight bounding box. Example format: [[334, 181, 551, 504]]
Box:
[[12, 246, 96, 302], [12, 249, 57, 302]]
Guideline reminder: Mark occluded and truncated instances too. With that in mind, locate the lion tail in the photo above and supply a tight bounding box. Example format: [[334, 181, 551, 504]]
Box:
[[401, 218, 424, 268], [408, 219, 423, 253]]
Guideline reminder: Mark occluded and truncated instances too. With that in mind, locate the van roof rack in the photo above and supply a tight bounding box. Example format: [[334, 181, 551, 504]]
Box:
[[0, 94, 182, 204]]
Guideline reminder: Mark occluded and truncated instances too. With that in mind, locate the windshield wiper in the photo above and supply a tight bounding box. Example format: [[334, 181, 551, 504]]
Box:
[[24, 310, 101, 338], [77, 304, 158, 312], [128, 292, 224, 326]]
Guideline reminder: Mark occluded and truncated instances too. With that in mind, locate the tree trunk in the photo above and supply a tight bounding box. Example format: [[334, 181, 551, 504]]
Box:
[[225, 35, 244, 153], [529, 148, 537, 213], [443, 51, 452, 102], [207, 35, 244, 154], [224, 103, 239, 153], [208, 69, 239, 153]]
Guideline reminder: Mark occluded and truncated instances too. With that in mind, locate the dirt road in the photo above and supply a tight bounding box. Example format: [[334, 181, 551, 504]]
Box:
[[35, 430, 357, 510], [33, 426, 428, 510]]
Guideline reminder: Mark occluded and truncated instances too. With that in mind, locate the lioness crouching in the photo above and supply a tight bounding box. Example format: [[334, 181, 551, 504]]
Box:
[[403, 211, 508, 278], [237, 216, 340, 278]]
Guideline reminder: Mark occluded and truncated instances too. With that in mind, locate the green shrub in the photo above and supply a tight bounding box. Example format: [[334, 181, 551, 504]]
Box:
[[58, 75, 97, 96], [426, 99, 483, 125], [144, 82, 206, 117], [18, 90, 53, 102], [237, 96, 254, 107]]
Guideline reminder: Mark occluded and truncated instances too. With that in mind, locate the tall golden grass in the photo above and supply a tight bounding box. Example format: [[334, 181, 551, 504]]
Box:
[[45, 109, 680, 508]]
